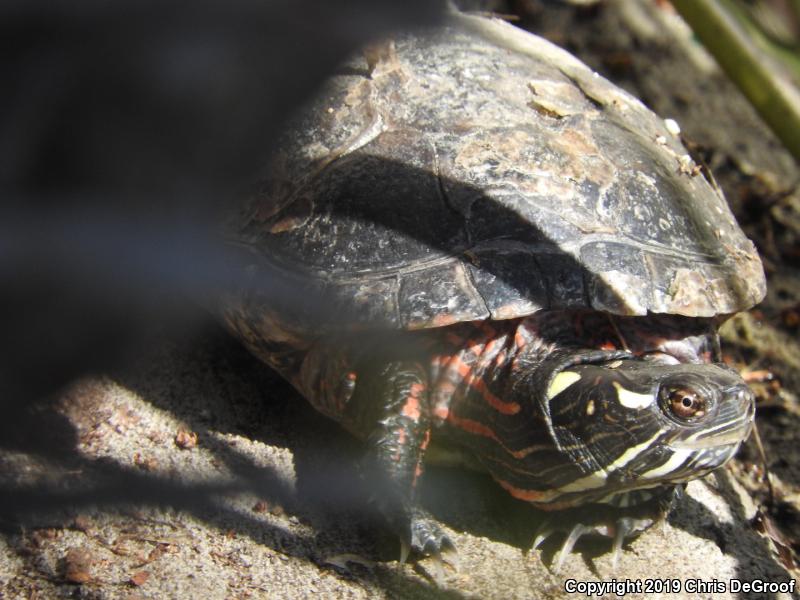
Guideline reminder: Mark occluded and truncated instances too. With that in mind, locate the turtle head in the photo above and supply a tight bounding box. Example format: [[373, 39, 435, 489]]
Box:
[[506, 353, 755, 509]]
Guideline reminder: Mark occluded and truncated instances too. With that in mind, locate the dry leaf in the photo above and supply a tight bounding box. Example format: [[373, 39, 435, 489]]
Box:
[[129, 570, 150, 587]]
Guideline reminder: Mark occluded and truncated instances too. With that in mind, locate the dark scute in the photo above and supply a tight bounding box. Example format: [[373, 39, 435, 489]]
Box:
[[582, 242, 652, 313], [467, 194, 563, 247], [264, 131, 468, 275], [237, 157, 605, 334], [541, 254, 588, 308], [329, 277, 402, 329], [398, 261, 489, 328], [590, 120, 716, 255], [467, 250, 549, 319]]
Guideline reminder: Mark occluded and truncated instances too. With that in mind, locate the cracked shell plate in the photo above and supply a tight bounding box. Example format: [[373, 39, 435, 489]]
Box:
[[225, 12, 765, 335]]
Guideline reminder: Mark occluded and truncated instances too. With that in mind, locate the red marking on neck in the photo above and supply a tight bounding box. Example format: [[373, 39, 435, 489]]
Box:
[[446, 413, 537, 459], [420, 428, 431, 451], [494, 478, 578, 509], [514, 329, 528, 350], [495, 478, 549, 501], [451, 355, 520, 415]]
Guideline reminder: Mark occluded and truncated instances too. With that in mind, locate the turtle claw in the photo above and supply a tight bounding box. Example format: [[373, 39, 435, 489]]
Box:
[[410, 513, 454, 558], [532, 519, 555, 549], [396, 510, 458, 567], [417, 539, 459, 585], [398, 517, 458, 584], [399, 539, 411, 565], [425, 553, 447, 584], [610, 519, 632, 572], [439, 541, 460, 571], [553, 523, 588, 572], [532, 514, 645, 572]]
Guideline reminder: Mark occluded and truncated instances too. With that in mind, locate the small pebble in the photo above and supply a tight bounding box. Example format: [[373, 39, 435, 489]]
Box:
[[63, 547, 94, 584], [175, 429, 198, 450], [129, 571, 150, 587], [664, 118, 681, 135]]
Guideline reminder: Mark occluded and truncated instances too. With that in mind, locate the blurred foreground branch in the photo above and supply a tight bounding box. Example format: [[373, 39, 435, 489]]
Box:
[[0, 0, 447, 525], [0, 0, 446, 408]]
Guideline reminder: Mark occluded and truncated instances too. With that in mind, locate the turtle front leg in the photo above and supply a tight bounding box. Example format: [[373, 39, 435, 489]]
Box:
[[359, 361, 454, 560]]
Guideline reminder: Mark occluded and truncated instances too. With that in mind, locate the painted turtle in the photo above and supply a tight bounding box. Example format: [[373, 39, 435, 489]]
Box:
[[220, 11, 764, 565]]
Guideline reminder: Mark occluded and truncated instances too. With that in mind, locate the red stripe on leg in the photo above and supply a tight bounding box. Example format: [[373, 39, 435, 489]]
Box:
[[401, 382, 426, 421]]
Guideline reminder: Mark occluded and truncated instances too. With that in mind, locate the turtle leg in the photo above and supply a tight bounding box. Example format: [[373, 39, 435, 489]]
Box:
[[531, 486, 682, 571], [359, 361, 454, 560]]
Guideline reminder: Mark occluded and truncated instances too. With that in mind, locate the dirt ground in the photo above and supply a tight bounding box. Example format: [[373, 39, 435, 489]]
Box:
[[2, 1, 800, 599]]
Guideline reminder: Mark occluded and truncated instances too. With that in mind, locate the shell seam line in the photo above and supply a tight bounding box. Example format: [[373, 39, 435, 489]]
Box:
[[431, 141, 491, 317]]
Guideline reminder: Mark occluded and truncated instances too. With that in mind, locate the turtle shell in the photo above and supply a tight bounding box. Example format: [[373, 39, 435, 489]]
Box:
[[225, 13, 765, 337]]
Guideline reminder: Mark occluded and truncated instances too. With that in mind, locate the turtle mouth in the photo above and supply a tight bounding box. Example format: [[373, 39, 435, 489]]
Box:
[[667, 429, 749, 450], [671, 430, 749, 449], [666, 414, 754, 450]]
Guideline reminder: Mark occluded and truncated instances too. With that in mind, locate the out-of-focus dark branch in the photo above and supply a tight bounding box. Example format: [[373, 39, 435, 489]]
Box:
[[0, 0, 447, 408], [0, 1, 448, 528]]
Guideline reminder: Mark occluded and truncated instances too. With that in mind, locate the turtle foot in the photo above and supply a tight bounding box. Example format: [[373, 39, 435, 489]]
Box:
[[400, 514, 458, 585], [397, 510, 457, 565], [533, 516, 643, 572], [409, 512, 456, 558], [531, 487, 681, 571]]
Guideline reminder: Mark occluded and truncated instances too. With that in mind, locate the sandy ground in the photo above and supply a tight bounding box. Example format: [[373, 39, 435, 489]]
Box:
[[3, 1, 800, 598]]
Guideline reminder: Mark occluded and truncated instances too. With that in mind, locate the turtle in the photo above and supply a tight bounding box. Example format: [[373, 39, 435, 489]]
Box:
[[219, 11, 764, 566]]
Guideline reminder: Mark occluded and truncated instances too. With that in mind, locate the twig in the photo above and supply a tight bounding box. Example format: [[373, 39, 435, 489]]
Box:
[[750, 422, 776, 505], [671, 0, 800, 162]]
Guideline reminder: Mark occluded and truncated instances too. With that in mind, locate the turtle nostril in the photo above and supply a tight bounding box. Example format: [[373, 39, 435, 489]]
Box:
[[734, 386, 756, 419]]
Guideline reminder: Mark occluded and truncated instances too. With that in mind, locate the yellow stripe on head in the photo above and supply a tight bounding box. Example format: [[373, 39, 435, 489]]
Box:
[[640, 448, 693, 479], [546, 370, 581, 400], [612, 381, 655, 409]]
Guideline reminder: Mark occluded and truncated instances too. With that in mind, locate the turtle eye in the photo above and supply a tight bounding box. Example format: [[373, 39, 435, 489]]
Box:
[[662, 386, 707, 420]]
